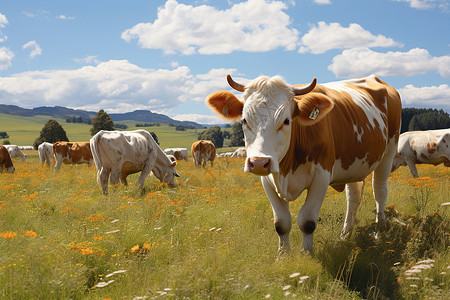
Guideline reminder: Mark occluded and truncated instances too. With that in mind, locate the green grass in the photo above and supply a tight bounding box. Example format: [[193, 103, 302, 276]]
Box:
[[0, 114, 202, 149], [0, 155, 448, 299]]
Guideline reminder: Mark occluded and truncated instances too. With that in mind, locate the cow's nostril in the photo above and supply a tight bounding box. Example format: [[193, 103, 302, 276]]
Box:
[[264, 160, 270, 170]]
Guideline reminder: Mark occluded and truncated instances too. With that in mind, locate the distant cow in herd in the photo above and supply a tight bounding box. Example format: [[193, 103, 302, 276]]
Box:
[[90, 130, 180, 195], [207, 74, 401, 255], [53, 141, 93, 173], [391, 129, 450, 177], [164, 148, 189, 161], [38, 142, 54, 168], [0, 145, 15, 173], [191, 140, 216, 167], [5, 145, 26, 161]]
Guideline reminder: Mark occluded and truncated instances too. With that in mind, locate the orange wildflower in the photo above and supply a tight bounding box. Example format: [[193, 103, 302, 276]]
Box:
[[23, 230, 37, 238], [131, 244, 140, 253], [80, 248, 94, 255], [142, 243, 151, 251], [0, 231, 17, 239], [93, 236, 103, 241]]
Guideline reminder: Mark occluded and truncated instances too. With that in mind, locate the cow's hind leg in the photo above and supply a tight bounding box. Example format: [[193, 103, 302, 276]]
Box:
[[372, 147, 397, 231], [341, 181, 365, 239], [98, 166, 111, 195], [109, 167, 121, 185], [406, 160, 419, 178]]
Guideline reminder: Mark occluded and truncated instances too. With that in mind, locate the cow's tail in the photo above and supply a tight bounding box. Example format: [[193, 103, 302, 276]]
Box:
[[90, 132, 102, 173]]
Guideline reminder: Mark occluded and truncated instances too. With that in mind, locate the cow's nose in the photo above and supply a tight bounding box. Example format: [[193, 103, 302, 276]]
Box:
[[247, 157, 271, 175]]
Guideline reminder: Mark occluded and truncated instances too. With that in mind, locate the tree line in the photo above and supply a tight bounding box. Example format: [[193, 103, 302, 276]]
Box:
[[401, 108, 450, 133]]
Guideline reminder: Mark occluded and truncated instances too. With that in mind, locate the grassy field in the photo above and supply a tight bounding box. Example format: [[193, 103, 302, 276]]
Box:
[[0, 114, 204, 149], [0, 153, 448, 299]]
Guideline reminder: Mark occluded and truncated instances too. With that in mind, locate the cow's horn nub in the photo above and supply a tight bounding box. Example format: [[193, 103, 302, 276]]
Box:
[[227, 74, 245, 92], [293, 78, 317, 96]]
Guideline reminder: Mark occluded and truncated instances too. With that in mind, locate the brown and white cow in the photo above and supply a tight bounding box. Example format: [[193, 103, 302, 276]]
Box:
[[0, 145, 15, 173], [231, 147, 247, 158], [5, 145, 26, 161], [191, 140, 216, 167], [207, 74, 401, 255], [38, 142, 54, 168], [164, 148, 189, 161], [391, 129, 450, 178], [53, 141, 93, 173], [90, 130, 180, 195]]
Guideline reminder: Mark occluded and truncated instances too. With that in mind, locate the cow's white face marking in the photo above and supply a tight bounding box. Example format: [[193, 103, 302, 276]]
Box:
[[242, 77, 295, 175]]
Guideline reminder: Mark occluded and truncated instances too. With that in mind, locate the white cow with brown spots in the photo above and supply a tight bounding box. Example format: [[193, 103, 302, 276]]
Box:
[[391, 129, 450, 178], [207, 74, 401, 255], [90, 130, 180, 195]]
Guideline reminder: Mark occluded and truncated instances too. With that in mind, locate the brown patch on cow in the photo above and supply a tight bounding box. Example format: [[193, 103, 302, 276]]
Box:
[[427, 142, 437, 154], [0, 145, 14, 169], [191, 140, 216, 166], [331, 184, 345, 192], [173, 151, 182, 160], [280, 77, 401, 176], [411, 140, 415, 145], [420, 153, 428, 160]]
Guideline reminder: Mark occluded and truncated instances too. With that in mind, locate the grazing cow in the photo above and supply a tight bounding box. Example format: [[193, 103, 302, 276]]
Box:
[[191, 140, 216, 167], [90, 130, 180, 195], [391, 129, 450, 178], [207, 74, 401, 255], [38, 142, 54, 168], [0, 145, 15, 173], [231, 147, 247, 158], [5, 145, 26, 161], [53, 141, 93, 173], [164, 148, 189, 161]]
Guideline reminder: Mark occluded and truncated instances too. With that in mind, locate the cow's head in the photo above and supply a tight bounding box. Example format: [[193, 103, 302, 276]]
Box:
[[207, 74, 334, 176], [390, 152, 406, 173], [154, 154, 180, 187]]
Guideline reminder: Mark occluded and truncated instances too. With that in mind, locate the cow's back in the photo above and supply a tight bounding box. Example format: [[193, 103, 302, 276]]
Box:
[[280, 75, 401, 181]]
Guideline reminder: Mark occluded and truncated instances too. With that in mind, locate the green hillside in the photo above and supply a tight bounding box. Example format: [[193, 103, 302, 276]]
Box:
[[0, 113, 202, 149]]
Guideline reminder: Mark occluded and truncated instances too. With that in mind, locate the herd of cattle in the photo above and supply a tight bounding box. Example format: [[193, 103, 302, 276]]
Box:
[[1, 74, 449, 255]]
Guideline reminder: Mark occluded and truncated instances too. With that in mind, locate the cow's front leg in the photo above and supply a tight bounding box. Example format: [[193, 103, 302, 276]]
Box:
[[341, 181, 365, 239], [406, 160, 419, 178], [137, 163, 153, 191], [262, 177, 291, 257], [297, 180, 328, 253]]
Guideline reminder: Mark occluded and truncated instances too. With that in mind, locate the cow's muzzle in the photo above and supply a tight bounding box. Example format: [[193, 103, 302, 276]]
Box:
[[246, 156, 271, 176]]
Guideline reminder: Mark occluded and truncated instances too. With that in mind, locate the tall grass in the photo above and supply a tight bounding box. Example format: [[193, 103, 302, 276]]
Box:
[[0, 155, 448, 299]]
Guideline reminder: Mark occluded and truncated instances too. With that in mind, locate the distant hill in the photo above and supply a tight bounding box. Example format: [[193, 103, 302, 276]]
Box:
[[0, 104, 205, 129]]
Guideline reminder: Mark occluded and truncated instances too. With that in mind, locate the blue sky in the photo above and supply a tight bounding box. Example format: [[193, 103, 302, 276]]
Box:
[[0, 0, 449, 124]]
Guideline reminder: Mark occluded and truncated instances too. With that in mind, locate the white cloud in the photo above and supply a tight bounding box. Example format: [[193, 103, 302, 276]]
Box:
[[299, 22, 402, 54], [392, 0, 449, 11], [122, 0, 298, 55], [22, 40, 42, 58], [74, 55, 101, 65], [0, 60, 231, 115], [0, 47, 14, 70], [314, 0, 332, 4], [328, 47, 450, 78], [172, 113, 223, 125], [0, 13, 9, 42], [399, 84, 450, 110], [57, 15, 75, 20]]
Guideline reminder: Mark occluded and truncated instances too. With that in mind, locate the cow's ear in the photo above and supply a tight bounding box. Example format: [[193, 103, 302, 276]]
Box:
[[206, 91, 243, 121], [171, 161, 177, 167], [294, 93, 334, 125]]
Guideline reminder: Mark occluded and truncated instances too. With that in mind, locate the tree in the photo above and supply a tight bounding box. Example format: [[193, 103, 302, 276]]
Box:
[[90, 110, 115, 136], [150, 132, 159, 145], [230, 121, 245, 147], [198, 126, 223, 148], [33, 119, 69, 149]]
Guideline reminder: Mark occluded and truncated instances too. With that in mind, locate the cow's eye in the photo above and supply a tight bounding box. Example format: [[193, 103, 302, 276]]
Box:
[[242, 118, 247, 125], [284, 119, 290, 126]]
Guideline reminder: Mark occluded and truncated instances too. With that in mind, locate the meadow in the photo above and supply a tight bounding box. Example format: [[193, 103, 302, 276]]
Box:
[[0, 113, 203, 149], [0, 152, 448, 299]]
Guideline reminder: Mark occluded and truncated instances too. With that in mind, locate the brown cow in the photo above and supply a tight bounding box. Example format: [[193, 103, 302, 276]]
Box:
[[0, 145, 15, 173], [53, 141, 93, 172], [191, 140, 216, 167]]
